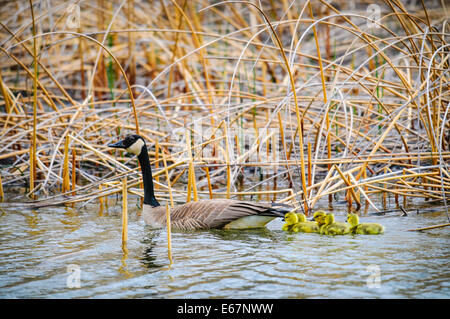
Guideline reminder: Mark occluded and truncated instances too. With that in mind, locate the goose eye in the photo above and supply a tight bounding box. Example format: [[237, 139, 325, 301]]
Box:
[[125, 137, 134, 145]]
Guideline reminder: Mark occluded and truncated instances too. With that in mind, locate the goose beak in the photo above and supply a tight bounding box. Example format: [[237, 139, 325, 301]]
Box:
[[108, 139, 126, 149], [308, 217, 315, 221]]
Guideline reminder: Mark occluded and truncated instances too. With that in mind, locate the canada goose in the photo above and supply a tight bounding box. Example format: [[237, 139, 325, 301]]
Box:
[[291, 213, 319, 233], [347, 213, 385, 235], [319, 213, 351, 235], [108, 134, 292, 230]]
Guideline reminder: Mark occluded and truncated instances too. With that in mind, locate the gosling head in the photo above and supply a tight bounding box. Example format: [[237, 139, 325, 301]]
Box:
[[284, 211, 298, 225], [313, 210, 327, 225], [347, 213, 359, 227], [108, 134, 146, 156]]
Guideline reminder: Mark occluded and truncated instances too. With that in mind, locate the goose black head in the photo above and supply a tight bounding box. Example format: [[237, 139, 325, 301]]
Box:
[[108, 134, 146, 155]]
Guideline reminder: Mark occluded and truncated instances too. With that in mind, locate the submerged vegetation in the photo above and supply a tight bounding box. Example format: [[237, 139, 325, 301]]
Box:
[[0, 0, 449, 219]]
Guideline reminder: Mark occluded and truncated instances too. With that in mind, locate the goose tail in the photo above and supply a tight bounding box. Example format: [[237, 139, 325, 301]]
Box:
[[267, 202, 297, 218]]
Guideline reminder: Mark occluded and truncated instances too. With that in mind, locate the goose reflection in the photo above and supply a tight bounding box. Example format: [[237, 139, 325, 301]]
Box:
[[140, 229, 166, 269], [208, 227, 278, 242]]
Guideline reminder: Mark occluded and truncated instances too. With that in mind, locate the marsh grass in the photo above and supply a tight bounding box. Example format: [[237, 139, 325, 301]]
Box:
[[0, 0, 449, 219]]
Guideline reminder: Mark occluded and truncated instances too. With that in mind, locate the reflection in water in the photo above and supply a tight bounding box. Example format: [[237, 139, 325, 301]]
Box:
[[58, 207, 81, 232], [25, 210, 46, 236], [140, 230, 166, 270], [209, 227, 278, 242], [118, 242, 132, 278]]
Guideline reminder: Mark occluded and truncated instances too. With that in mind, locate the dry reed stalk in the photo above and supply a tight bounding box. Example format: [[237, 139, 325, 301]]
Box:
[[93, 0, 107, 100], [190, 161, 198, 201], [62, 134, 70, 193], [29, 0, 38, 195], [185, 131, 198, 202], [160, 143, 174, 208], [77, 26, 86, 100], [0, 171, 4, 201], [299, 120, 309, 214], [271, 133, 278, 202], [307, 141, 312, 188], [223, 123, 231, 199], [126, 0, 136, 96], [277, 111, 293, 187], [99, 184, 104, 211], [234, 134, 240, 157], [325, 110, 332, 203], [203, 166, 213, 199], [307, 3, 328, 104], [407, 223, 450, 232], [154, 142, 160, 186], [394, 184, 399, 206], [0, 70, 12, 114], [308, 2, 332, 204], [265, 111, 270, 202], [383, 167, 388, 207], [165, 203, 172, 264], [333, 164, 361, 209], [122, 177, 128, 244], [29, 145, 34, 194], [71, 144, 76, 196]]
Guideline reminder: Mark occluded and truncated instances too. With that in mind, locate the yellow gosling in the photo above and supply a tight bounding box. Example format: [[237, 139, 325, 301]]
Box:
[[285, 212, 299, 224], [282, 211, 298, 232], [319, 213, 350, 235], [347, 213, 385, 235], [291, 213, 319, 233], [281, 223, 291, 231]]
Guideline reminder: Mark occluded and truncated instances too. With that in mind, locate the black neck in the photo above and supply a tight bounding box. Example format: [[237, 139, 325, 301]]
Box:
[[137, 144, 160, 207]]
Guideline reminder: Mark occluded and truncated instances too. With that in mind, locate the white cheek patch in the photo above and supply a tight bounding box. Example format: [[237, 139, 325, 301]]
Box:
[[126, 139, 144, 155]]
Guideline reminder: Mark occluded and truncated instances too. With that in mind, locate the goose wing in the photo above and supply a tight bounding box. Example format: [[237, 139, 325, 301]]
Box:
[[169, 199, 291, 230]]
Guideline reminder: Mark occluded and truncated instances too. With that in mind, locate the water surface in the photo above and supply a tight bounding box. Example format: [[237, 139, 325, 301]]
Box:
[[0, 194, 449, 298]]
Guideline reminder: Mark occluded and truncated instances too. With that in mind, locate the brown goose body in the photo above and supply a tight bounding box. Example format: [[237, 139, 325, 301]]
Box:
[[143, 199, 288, 230]]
